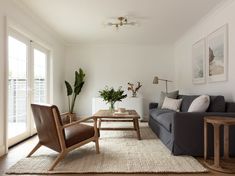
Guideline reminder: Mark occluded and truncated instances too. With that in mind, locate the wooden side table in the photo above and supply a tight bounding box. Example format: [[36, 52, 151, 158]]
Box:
[[204, 116, 235, 173]]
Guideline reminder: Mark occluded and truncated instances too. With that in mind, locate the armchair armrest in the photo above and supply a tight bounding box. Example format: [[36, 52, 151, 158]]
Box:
[[62, 116, 94, 129], [60, 112, 70, 116], [149, 102, 158, 110]]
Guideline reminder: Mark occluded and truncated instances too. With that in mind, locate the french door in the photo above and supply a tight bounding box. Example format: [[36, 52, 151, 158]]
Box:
[[7, 28, 49, 146]]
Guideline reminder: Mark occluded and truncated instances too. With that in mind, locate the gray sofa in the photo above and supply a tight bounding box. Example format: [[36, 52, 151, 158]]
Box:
[[148, 95, 235, 156]]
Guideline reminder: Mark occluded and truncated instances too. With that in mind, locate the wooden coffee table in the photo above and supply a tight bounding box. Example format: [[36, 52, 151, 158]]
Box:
[[93, 110, 141, 140]]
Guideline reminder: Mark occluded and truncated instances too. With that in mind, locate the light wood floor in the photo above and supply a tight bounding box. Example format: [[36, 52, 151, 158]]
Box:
[[0, 136, 234, 176]]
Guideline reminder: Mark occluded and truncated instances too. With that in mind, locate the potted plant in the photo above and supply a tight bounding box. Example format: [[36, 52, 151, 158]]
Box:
[[99, 86, 127, 112], [64, 68, 85, 122]]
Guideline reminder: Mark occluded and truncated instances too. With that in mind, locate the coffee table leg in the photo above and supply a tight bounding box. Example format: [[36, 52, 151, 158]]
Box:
[[213, 124, 221, 168], [133, 119, 136, 130], [98, 118, 102, 129], [135, 118, 141, 140]]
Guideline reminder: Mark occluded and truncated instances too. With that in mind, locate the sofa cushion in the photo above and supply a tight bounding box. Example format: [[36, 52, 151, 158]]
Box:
[[178, 95, 199, 112], [150, 109, 174, 132], [207, 96, 225, 112], [159, 90, 179, 108], [150, 108, 174, 117], [226, 102, 235, 112]]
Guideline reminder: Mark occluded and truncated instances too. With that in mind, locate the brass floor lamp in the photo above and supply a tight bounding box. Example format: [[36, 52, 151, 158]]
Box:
[[153, 76, 172, 93]]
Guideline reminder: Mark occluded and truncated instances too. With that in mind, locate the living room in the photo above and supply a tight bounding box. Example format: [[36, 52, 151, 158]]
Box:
[[0, 0, 235, 175]]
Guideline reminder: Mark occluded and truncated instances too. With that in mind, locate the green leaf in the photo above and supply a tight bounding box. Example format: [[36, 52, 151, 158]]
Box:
[[74, 68, 85, 87], [64, 81, 73, 96], [74, 81, 85, 95], [99, 86, 127, 104]]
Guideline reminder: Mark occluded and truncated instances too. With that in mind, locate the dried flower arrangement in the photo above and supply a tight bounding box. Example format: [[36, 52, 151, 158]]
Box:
[[127, 82, 142, 97]]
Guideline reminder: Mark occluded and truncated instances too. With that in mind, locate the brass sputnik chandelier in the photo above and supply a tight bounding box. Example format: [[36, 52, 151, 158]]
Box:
[[107, 17, 136, 29]]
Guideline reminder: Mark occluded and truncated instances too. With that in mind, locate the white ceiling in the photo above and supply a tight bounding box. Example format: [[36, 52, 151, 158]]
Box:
[[19, 0, 225, 44]]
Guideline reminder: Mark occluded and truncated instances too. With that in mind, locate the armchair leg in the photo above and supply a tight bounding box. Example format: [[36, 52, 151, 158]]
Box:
[[27, 142, 41, 157], [95, 138, 100, 154], [48, 151, 67, 171]]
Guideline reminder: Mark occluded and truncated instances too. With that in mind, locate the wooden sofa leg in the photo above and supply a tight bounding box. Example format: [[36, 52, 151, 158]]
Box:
[[27, 142, 41, 157], [48, 152, 67, 171]]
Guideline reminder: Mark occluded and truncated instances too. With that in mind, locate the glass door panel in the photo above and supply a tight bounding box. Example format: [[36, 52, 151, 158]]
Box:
[[30, 47, 48, 133], [33, 48, 47, 104], [8, 35, 29, 144]]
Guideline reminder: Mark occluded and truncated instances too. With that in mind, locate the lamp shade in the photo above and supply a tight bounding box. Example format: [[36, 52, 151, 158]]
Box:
[[153, 76, 159, 84]]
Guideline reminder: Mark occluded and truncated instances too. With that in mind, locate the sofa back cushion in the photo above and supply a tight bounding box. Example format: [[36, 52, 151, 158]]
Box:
[[226, 102, 235, 112], [207, 96, 225, 112], [158, 90, 179, 108], [178, 95, 199, 112], [178, 95, 225, 112]]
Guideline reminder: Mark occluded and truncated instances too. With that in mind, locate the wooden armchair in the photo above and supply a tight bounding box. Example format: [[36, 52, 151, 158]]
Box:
[[28, 104, 99, 171]]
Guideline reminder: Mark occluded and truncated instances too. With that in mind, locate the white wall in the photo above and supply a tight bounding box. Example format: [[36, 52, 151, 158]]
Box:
[[0, 0, 65, 156], [174, 0, 235, 101], [1, 0, 233, 158], [65, 44, 174, 118]]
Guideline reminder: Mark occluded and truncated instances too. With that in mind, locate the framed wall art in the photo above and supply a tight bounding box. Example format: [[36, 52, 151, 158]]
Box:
[[192, 38, 206, 84], [207, 24, 228, 82]]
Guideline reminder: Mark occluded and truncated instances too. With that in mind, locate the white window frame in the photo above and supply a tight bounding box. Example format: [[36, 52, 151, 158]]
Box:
[[30, 42, 50, 135]]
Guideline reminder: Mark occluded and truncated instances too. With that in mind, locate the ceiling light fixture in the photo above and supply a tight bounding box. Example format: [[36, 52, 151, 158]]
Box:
[[107, 17, 136, 29]]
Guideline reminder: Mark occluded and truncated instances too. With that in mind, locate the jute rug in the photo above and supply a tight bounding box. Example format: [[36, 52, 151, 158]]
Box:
[[6, 122, 207, 174]]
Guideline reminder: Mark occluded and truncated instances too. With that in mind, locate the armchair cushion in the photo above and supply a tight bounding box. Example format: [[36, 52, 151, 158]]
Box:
[[64, 124, 95, 147]]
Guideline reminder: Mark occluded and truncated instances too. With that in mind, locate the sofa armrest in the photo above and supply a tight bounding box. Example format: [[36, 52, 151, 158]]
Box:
[[149, 102, 158, 110], [172, 112, 235, 155], [173, 112, 209, 138], [173, 112, 235, 135]]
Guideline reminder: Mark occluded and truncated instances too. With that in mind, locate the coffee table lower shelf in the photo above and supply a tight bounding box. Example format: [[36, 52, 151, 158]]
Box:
[[93, 110, 141, 140]]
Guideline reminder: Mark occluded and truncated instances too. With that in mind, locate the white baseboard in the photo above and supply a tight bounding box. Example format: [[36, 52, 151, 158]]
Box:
[[0, 145, 6, 156]]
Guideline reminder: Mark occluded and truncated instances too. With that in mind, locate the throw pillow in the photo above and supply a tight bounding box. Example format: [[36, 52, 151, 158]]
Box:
[[188, 95, 210, 112], [159, 90, 179, 108], [162, 97, 182, 111]]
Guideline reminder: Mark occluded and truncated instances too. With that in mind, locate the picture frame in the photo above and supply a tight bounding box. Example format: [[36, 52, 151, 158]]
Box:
[[206, 24, 228, 83], [192, 38, 206, 84]]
